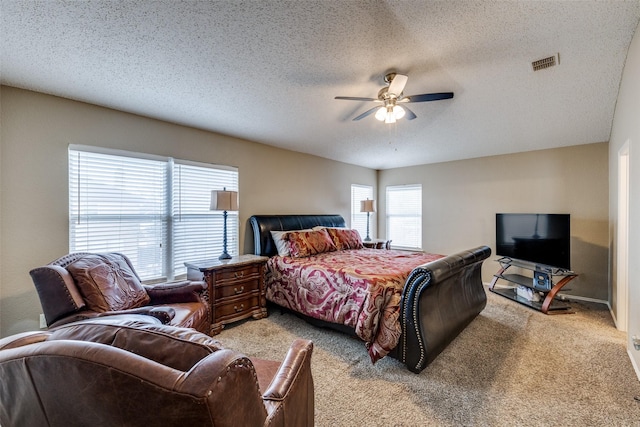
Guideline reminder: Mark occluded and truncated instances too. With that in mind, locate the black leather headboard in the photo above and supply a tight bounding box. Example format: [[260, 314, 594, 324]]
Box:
[[249, 214, 346, 257]]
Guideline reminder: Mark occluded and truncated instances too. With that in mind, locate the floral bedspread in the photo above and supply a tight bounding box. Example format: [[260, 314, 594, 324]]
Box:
[[265, 248, 444, 363]]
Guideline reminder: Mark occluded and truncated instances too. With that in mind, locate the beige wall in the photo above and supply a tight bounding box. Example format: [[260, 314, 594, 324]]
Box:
[[0, 84, 619, 342], [379, 143, 609, 301], [0, 86, 375, 337], [609, 20, 640, 374]]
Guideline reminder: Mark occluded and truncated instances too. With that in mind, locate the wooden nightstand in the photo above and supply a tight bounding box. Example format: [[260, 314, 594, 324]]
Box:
[[185, 254, 268, 335], [363, 239, 392, 249]]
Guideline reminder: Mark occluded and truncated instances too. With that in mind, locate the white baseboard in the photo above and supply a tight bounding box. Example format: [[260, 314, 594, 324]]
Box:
[[608, 304, 622, 330], [556, 293, 608, 305], [628, 348, 640, 382]]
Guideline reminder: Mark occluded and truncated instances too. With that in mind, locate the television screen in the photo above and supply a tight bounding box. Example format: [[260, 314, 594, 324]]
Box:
[[496, 213, 570, 270]]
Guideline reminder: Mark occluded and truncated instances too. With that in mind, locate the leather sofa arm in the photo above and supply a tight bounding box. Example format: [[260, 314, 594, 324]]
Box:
[[262, 339, 314, 427], [144, 281, 207, 304], [0, 331, 50, 350], [177, 349, 270, 427], [262, 339, 313, 400]]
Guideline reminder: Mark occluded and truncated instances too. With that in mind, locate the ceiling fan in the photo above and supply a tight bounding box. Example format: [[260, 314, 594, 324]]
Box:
[[335, 73, 453, 123]]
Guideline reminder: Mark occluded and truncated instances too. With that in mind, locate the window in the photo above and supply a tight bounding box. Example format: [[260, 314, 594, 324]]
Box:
[[69, 146, 238, 281], [171, 161, 238, 277], [386, 184, 422, 249], [351, 184, 373, 240]]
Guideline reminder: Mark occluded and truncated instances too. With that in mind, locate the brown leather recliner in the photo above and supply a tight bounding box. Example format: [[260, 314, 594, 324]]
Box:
[[0, 316, 314, 427], [29, 252, 210, 333]]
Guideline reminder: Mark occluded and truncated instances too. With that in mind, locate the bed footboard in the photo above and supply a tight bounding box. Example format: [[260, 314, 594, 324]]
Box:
[[396, 245, 491, 373]]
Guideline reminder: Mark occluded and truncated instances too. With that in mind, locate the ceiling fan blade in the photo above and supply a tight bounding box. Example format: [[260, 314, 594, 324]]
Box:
[[353, 106, 381, 121], [388, 74, 408, 96], [335, 96, 378, 102], [401, 105, 417, 120], [403, 92, 454, 103]]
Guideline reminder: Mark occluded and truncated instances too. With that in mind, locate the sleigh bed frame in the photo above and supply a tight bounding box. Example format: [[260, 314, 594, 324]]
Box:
[[249, 214, 490, 373]]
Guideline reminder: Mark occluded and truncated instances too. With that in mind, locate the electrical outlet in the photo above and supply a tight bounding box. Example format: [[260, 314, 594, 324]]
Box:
[[39, 313, 47, 329]]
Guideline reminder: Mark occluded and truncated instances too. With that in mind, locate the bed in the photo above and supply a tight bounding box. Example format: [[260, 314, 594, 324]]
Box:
[[250, 214, 490, 373]]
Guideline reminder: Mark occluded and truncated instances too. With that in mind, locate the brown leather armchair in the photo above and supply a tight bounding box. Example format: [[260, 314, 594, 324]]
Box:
[[0, 317, 314, 427], [29, 252, 210, 333]]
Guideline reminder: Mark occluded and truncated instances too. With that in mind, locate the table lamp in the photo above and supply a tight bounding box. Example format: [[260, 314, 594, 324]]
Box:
[[360, 198, 376, 242], [210, 188, 238, 260]]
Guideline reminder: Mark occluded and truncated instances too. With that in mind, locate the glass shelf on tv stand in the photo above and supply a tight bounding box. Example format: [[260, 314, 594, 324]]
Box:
[[489, 257, 577, 314]]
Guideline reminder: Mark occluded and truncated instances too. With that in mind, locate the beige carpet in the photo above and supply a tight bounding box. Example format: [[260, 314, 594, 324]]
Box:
[[217, 287, 640, 426]]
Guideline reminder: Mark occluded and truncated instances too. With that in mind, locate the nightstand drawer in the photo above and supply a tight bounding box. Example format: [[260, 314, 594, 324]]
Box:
[[215, 277, 260, 300], [216, 264, 261, 285], [215, 295, 261, 320]]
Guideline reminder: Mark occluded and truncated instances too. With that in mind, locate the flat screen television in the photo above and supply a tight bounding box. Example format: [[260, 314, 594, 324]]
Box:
[[496, 213, 570, 270]]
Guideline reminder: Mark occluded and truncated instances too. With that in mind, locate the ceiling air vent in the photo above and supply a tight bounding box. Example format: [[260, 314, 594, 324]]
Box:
[[532, 53, 559, 71]]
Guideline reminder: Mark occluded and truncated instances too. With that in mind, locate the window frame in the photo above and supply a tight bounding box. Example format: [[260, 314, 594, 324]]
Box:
[[68, 145, 238, 282], [385, 184, 422, 250], [351, 184, 374, 241]]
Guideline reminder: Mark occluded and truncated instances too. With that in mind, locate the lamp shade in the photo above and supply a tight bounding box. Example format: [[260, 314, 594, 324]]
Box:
[[210, 189, 238, 211], [360, 199, 376, 213]]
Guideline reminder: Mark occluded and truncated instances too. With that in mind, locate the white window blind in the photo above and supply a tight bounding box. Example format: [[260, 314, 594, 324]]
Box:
[[69, 147, 238, 281], [351, 184, 373, 240], [386, 184, 422, 249], [172, 161, 238, 277]]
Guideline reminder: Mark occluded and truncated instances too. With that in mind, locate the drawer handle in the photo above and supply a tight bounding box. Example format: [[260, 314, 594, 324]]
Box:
[[234, 272, 245, 279], [234, 286, 244, 294], [234, 304, 244, 312]]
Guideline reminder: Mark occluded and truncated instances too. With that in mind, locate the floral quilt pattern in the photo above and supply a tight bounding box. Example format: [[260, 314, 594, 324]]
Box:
[[265, 248, 443, 363]]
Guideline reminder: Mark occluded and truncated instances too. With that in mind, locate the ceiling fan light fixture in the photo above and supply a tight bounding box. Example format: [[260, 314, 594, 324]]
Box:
[[393, 105, 405, 119], [384, 105, 396, 124], [336, 72, 453, 123], [376, 104, 405, 124]]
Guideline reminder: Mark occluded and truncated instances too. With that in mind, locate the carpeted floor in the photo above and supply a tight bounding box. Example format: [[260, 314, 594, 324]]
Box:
[[217, 287, 640, 426]]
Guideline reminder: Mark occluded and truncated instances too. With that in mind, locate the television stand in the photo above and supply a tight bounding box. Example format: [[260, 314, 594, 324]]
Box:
[[489, 257, 577, 314]]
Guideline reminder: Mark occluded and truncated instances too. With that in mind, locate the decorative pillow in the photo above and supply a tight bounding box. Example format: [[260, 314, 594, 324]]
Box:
[[67, 253, 150, 312], [270, 229, 312, 256], [327, 228, 364, 250], [285, 229, 337, 258]]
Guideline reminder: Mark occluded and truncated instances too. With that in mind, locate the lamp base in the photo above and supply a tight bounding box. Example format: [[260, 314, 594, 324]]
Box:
[[364, 212, 372, 242], [219, 210, 232, 260]]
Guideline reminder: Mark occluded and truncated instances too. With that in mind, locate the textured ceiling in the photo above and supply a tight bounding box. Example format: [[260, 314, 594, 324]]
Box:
[[1, 1, 639, 169]]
